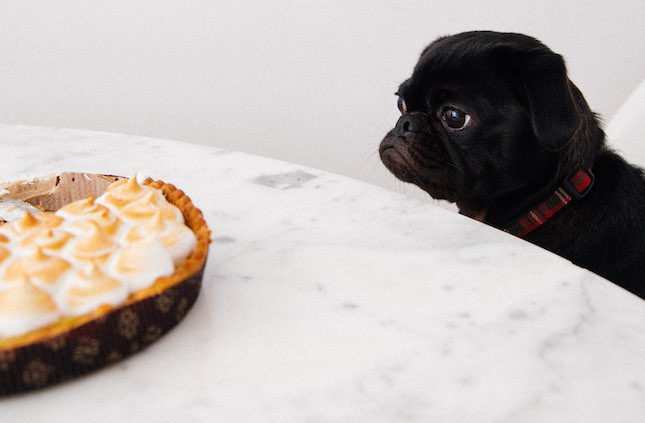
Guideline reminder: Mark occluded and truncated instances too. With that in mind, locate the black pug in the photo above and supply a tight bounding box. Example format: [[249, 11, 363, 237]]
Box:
[[379, 31, 645, 299]]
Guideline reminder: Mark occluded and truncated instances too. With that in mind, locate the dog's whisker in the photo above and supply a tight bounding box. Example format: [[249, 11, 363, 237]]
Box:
[[366, 149, 380, 160]]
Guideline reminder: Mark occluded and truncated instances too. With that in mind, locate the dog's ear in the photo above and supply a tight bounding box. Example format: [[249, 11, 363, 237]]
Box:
[[508, 48, 581, 151]]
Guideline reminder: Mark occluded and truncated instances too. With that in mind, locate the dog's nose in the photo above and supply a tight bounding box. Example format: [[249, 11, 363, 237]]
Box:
[[393, 113, 426, 137]]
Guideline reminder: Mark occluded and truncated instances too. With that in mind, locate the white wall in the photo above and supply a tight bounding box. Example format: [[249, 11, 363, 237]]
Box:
[[607, 78, 645, 167], [1, 1, 644, 199]]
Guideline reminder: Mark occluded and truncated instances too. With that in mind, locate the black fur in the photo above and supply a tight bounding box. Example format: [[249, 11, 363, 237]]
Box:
[[379, 31, 645, 298]]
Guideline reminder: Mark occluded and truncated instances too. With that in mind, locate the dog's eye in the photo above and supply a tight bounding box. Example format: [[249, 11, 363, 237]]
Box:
[[441, 107, 471, 129], [397, 96, 407, 114]]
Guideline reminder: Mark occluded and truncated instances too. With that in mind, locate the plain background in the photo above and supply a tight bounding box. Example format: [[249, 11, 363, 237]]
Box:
[[1, 1, 644, 199]]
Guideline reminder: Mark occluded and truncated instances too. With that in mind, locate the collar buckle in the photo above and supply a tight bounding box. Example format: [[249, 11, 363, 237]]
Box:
[[562, 168, 594, 200]]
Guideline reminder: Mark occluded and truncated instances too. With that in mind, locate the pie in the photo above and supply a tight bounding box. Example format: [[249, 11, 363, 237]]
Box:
[[0, 173, 210, 394]]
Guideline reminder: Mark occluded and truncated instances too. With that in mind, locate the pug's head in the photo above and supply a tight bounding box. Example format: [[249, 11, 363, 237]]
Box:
[[379, 31, 603, 222]]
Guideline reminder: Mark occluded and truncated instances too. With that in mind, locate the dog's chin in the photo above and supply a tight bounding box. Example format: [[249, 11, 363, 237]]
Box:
[[380, 147, 416, 184], [379, 136, 457, 202]]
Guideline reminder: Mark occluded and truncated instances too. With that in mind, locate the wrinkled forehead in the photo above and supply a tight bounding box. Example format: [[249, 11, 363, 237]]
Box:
[[399, 41, 520, 108]]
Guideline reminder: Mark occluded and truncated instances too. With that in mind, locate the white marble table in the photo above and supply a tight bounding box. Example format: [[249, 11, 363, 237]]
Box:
[[1, 125, 644, 422]]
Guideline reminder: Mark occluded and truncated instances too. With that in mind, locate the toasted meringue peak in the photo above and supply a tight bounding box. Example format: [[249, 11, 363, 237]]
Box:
[[135, 171, 153, 184], [67, 222, 117, 261], [34, 212, 64, 229], [19, 212, 39, 229], [58, 263, 128, 316], [34, 247, 46, 260], [1, 266, 28, 284], [98, 177, 151, 209], [0, 246, 8, 265], [19, 229, 73, 253], [64, 208, 121, 237], [56, 196, 108, 220], [104, 178, 127, 192], [124, 214, 196, 265], [161, 224, 196, 264], [93, 209, 121, 234], [148, 210, 166, 231], [123, 211, 163, 243], [108, 238, 174, 291], [0, 280, 57, 313], [0, 233, 8, 244], [4, 248, 71, 285], [119, 191, 183, 224], [119, 191, 161, 220], [1, 211, 46, 241], [0, 281, 59, 338], [107, 176, 141, 194]]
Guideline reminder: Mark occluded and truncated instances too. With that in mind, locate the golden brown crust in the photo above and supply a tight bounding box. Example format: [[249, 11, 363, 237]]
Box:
[[0, 179, 211, 350]]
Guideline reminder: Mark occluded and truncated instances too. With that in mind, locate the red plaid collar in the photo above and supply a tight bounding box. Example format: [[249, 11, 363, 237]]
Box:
[[505, 168, 594, 237]]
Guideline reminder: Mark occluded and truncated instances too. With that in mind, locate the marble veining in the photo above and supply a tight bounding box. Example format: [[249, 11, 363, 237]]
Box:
[[0, 124, 644, 422]]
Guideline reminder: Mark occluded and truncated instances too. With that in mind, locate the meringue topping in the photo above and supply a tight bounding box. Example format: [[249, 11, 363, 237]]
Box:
[[124, 212, 196, 265], [0, 212, 42, 240], [66, 222, 117, 262], [1, 212, 63, 248], [161, 224, 196, 265], [63, 209, 121, 237], [0, 280, 60, 338], [57, 196, 108, 220], [108, 237, 174, 291], [19, 229, 73, 254], [34, 212, 64, 229], [0, 178, 197, 339], [119, 191, 183, 224], [4, 248, 71, 286], [0, 247, 8, 265], [0, 198, 41, 222], [16, 212, 39, 231], [97, 177, 151, 209], [57, 263, 128, 316]]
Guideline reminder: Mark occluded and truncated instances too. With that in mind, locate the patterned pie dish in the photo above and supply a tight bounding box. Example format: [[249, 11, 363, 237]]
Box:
[[0, 173, 210, 395]]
